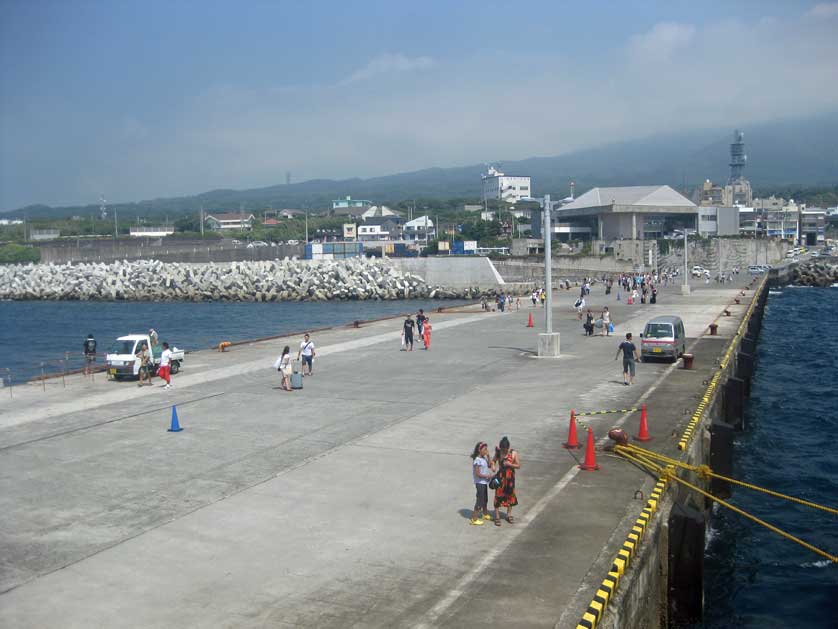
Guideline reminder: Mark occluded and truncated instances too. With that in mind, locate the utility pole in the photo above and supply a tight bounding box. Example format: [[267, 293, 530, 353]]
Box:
[[681, 228, 690, 295], [200, 205, 205, 236], [305, 212, 309, 243], [114, 209, 118, 239], [538, 195, 560, 357]]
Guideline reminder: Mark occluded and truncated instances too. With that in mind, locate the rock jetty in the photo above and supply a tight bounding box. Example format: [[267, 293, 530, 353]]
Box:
[[790, 259, 838, 287], [0, 258, 496, 302]]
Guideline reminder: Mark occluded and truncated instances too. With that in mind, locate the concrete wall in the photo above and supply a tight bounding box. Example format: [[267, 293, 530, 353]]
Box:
[[494, 257, 636, 283], [387, 256, 505, 289], [37, 238, 304, 264]]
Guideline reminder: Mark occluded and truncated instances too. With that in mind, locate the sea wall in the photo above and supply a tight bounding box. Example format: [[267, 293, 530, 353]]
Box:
[[788, 259, 838, 287], [388, 256, 505, 289], [0, 258, 497, 302]]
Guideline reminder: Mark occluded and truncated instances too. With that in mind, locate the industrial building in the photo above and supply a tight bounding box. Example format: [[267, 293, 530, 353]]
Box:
[[547, 185, 697, 241], [697, 206, 740, 237], [481, 166, 531, 204]]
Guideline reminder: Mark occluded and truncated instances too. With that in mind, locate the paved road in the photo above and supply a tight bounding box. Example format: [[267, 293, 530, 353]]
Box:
[[0, 277, 749, 627]]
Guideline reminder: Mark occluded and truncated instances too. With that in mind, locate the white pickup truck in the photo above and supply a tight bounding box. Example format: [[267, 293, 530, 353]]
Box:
[[106, 334, 185, 380]]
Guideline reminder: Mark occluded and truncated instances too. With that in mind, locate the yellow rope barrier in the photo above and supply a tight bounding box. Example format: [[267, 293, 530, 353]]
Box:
[[618, 444, 838, 515], [667, 472, 837, 564], [614, 444, 838, 564]]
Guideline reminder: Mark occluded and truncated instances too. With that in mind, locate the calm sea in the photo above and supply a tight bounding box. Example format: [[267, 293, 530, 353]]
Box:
[[703, 287, 838, 627], [0, 299, 473, 383]]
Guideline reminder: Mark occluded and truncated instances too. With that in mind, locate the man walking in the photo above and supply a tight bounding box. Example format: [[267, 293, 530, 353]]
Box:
[[158, 342, 173, 389], [403, 314, 415, 351], [416, 309, 426, 338], [83, 333, 97, 376], [615, 333, 640, 386], [297, 333, 316, 376]]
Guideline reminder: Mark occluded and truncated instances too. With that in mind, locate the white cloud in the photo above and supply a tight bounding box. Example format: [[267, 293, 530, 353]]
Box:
[[807, 3, 838, 17], [341, 53, 434, 84], [628, 22, 696, 61]]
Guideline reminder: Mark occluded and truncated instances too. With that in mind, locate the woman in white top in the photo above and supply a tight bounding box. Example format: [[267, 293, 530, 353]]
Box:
[[277, 345, 293, 392], [600, 306, 611, 336]]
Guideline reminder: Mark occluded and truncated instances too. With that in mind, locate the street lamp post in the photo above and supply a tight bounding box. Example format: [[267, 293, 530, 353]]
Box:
[[537, 194, 560, 357], [681, 227, 691, 295]]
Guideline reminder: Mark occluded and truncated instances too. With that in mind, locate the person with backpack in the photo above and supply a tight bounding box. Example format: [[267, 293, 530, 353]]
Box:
[[83, 334, 97, 376]]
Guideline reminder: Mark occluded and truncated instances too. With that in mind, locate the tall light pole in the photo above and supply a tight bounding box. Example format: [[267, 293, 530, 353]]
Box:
[[538, 194, 560, 357], [681, 227, 691, 295]]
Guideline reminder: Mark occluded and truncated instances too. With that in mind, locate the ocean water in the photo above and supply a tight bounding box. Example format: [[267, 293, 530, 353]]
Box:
[[0, 299, 473, 382], [703, 287, 838, 627]]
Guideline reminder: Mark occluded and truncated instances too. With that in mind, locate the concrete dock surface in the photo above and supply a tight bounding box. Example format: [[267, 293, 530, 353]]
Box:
[[0, 277, 751, 628]]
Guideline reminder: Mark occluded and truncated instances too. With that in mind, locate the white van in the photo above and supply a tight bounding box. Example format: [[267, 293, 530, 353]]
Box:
[[640, 316, 686, 362]]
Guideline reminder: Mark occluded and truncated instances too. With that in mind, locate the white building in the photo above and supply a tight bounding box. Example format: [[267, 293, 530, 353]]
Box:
[[129, 225, 175, 237], [403, 216, 435, 242], [481, 166, 531, 204], [204, 213, 255, 231]]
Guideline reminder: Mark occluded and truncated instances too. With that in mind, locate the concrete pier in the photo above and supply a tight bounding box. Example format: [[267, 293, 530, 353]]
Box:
[[0, 276, 759, 628]]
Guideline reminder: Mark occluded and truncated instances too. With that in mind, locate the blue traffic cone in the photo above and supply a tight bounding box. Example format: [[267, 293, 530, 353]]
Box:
[[168, 405, 183, 432], [616, 291, 621, 301]]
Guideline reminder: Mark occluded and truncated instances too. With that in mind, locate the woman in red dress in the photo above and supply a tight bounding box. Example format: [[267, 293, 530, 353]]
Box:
[[493, 436, 520, 526]]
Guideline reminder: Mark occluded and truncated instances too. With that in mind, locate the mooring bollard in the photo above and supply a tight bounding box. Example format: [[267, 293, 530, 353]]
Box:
[[709, 323, 718, 335], [682, 353, 695, 370]]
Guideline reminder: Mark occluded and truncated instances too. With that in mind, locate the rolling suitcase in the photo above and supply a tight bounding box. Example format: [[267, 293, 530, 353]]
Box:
[[291, 363, 303, 390]]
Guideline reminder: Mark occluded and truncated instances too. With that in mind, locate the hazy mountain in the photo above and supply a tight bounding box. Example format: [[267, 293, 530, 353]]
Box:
[[7, 111, 837, 219]]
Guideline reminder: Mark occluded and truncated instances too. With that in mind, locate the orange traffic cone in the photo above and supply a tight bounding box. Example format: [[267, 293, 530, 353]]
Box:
[[627, 296, 633, 305], [579, 427, 600, 471], [635, 403, 652, 441], [527, 312, 534, 328], [563, 410, 581, 449]]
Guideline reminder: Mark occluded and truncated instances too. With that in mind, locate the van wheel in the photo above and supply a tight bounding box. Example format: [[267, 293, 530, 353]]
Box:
[[170, 361, 180, 375]]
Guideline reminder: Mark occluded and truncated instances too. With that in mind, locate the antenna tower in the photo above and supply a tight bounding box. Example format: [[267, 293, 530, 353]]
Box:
[[729, 130, 747, 184]]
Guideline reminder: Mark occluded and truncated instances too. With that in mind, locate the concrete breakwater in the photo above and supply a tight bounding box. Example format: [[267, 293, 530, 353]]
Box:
[[0, 258, 496, 302], [790, 259, 838, 287]]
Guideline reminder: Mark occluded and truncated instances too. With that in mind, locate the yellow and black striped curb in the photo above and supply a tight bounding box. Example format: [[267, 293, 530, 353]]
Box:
[[677, 277, 765, 452], [576, 408, 639, 417], [576, 477, 669, 629]]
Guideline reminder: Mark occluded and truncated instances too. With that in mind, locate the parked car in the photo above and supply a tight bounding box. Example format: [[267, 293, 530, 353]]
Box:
[[106, 334, 184, 380], [247, 241, 268, 248], [286, 239, 300, 245], [691, 265, 705, 277], [640, 316, 686, 363]]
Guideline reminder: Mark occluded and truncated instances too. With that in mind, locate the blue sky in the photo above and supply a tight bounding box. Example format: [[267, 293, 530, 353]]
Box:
[[1, 0, 837, 210]]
